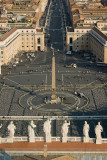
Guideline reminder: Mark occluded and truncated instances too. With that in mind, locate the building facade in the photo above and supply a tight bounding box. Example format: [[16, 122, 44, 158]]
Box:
[[66, 26, 107, 63], [89, 27, 107, 63], [66, 26, 92, 52], [0, 27, 44, 65]]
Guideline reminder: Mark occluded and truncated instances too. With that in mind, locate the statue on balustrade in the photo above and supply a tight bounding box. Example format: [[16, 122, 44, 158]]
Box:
[[61, 120, 70, 137], [83, 121, 90, 138], [95, 122, 103, 144], [43, 119, 51, 142], [83, 121, 90, 142], [7, 121, 16, 137], [28, 121, 36, 139], [95, 122, 103, 139], [0, 124, 2, 129], [61, 120, 70, 142]]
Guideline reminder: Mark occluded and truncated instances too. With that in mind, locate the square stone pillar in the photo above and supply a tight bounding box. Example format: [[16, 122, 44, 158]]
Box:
[[96, 138, 102, 144], [7, 137, 14, 143], [46, 136, 51, 143], [44, 144, 47, 157], [83, 137, 89, 143], [62, 137, 68, 143], [29, 137, 35, 142]]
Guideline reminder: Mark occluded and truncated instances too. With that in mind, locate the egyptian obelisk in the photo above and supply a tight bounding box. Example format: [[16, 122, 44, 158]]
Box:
[[51, 50, 56, 100]]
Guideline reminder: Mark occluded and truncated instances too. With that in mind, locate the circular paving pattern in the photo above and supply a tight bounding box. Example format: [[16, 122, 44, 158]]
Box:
[[19, 90, 88, 113]]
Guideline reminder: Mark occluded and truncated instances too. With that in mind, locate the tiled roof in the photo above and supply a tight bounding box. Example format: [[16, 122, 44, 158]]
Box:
[[36, 28, 43, 32], [0, 27, 17, 41], [97, 21, 107, 23], [67, 27, 73, 32], [75, 26, 93, 29], [92, 27, 107, 41], [0, 26, 43, 41]]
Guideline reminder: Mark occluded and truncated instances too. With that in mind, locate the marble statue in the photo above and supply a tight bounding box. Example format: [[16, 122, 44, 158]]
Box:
[[28, 121, 36, 142], [0, 124, 2, 129], [61, 120, 70, 142], [43, 119, 51, 142], [83, 121, 90, 142], [7, 121, 16, 137], [95, 122, 103, 144]]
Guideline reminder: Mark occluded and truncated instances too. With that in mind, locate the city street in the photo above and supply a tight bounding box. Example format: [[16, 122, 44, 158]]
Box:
[[46, 0, 66, 51]]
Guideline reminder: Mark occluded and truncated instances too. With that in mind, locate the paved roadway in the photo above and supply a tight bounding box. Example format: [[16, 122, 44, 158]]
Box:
[[46, 0, 65, 51], [0, 50, 107, 116]]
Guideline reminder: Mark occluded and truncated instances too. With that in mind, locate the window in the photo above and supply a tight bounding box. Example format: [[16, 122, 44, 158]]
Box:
[[69, 38, 72, 43], [70, 46, 72, 51], [22, 46, 24, 47], [27, 46, 28, 47], [1, 51, 3, 58], [31, 46, 33, 47], [26, 30, 28, 32], [37, 38, 41, 44]]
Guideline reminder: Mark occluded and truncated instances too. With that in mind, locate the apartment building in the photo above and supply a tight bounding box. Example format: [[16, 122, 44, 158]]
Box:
[[97, 21, 107, 31], [66, 26, 107, 63], [89, 27, 107, 63], [66, 26, 92, 52], [0, 27, 44, 65]]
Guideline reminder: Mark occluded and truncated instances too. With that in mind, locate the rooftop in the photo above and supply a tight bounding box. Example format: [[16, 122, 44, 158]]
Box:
[[92, 27, 107, 41], [0, 27, 17, 41], [67, 27, 73, 32], [12, 155, 79, 160], [75, 26, 93, 29]]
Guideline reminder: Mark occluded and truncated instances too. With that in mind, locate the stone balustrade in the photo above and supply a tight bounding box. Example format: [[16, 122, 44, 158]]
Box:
[[0, 136, 107, 144]]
